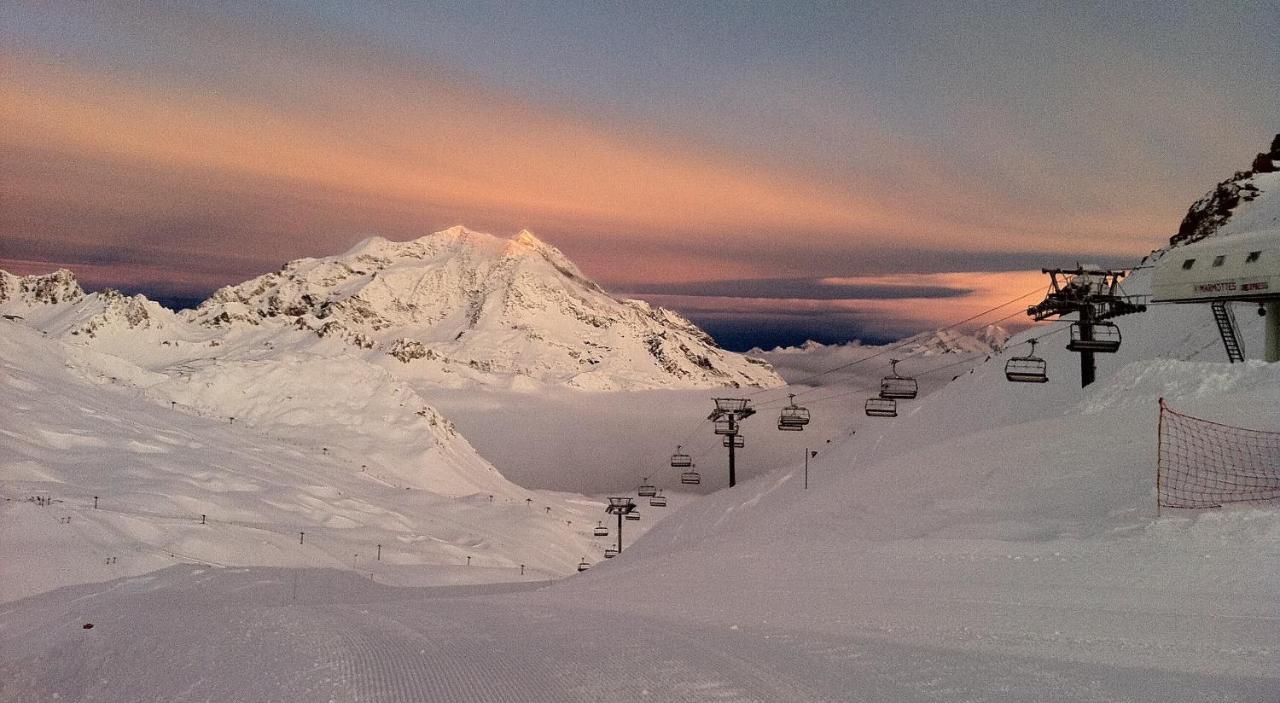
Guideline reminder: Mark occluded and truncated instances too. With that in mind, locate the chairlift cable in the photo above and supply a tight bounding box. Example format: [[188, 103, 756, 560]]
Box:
[[752, 306, 1050, 411], [642, 287, 1059, 488], [753, 319, 1073, 411], [747, 286, 1047, 400]]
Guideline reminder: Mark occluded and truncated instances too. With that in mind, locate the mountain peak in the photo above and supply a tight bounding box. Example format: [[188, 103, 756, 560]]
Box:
[[513, 229, 545, 248], [340, 227, 565, 263], [341, 235, 391, 258], [0, 268, 85, 306]]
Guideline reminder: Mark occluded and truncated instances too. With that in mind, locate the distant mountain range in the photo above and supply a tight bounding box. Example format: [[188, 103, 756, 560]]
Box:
[[754, 324, 1009, 358], [1, 227, 783, 391]]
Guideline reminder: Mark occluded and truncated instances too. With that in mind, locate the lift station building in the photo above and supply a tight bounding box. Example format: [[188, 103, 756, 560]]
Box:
[[1152, 228, 1280, 362]]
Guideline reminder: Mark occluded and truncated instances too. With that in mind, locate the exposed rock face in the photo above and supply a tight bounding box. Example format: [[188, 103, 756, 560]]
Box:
[[1172, 134, 1280, 246], [0, 269, 85, 306], [388, 338, 428, 363], [71, 290, 158, 337]]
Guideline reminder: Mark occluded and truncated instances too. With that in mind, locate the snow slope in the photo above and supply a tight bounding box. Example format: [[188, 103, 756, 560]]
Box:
[[2, 346, 1275, 701], [421, 326, 1007, 495], [545, 268, 1280, 695], [0, 320, 650, 602], [5, 562, 1273, 703]]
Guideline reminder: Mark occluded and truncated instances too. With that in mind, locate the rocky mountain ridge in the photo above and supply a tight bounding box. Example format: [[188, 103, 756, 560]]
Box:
[[1172, 134, 1280, 246]]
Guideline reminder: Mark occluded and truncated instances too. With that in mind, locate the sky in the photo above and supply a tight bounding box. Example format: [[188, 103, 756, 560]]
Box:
[[2, 1, 1277, 349]]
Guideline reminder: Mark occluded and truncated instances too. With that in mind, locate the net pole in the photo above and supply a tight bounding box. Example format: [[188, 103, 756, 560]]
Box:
[[1156, 397, 1164, 518]]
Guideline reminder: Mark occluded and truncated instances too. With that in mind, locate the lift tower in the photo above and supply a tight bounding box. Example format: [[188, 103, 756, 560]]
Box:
[[709, 398, 754, 487], [604, 497, 636, 555], [1027, 268, 1146, 387]]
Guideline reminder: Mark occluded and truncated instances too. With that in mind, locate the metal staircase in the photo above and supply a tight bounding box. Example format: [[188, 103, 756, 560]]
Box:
[[1211, 301, 1245, 363]]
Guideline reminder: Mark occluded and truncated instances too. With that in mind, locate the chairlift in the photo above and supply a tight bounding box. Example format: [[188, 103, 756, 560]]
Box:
[[778, 394, 810, 431], [649, 493, 667, 508], [680, 470, 702, 485], [1066, 322, 1121, 353], [577, 558, 590, 572], [722, 435, 744, 448], [625, 510, 641, 521], [1005, 339, 1049, 383], [670, 446, 692, 468], [714, 418, 736, 435], [604, 548, 618, 559], [878, 359, 918, 399], [637, 478, 657, 497], [864, 397, 898, 417], [592, 522, 609, 537]]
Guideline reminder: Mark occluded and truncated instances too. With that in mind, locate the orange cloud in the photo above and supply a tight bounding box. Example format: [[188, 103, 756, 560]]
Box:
[[0, 50, 916, 251], [632, 270, 1050, 335]]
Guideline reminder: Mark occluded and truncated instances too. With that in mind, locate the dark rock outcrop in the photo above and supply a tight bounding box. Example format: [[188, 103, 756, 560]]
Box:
[[1172, 134, 1279, 246]]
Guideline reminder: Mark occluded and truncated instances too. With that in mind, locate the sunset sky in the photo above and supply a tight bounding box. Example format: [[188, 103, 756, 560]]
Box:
[[2, 2, 1277, 348]]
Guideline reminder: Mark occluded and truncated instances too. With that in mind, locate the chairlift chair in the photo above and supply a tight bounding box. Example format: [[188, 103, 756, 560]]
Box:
[[577, 559, 590, 572], [592, 522, 609, 537], [864, 397, 898, 417], [1005, 339, 1049, 383], [670, 446, 692, 468], [778, 394, 810, 431], [649, 493, 667, 507], [1066, 322, 1121, 353], [722, 435, 744, 448], [680, 469, 702, 485], [637, 478, 657, 498], [604, 548, 618, 559], [713, 418, 736, 435], [625, 510, 641, 521], [878, 359, 918, 399]]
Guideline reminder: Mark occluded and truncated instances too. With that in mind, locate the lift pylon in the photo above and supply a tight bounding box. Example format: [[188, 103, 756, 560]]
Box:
[[1027, 268, 1146, 387], [709, 398, 754, 487], [604, 497, 636, 556]]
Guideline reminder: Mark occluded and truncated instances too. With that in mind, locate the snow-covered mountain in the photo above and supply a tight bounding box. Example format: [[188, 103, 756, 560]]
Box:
[[187, 227, 782, 390], [0, 268, 84, 306], [758, 324, 1008, 358], [0, 269, 178, 338], [885, 323, 1009, 356], [1, 228, 781, 392]]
